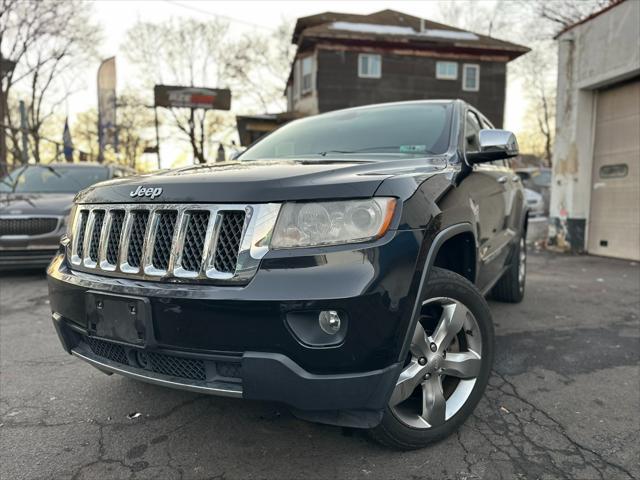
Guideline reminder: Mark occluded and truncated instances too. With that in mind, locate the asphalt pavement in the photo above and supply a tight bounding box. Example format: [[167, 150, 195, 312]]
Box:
[[1, 249, 638, 480]]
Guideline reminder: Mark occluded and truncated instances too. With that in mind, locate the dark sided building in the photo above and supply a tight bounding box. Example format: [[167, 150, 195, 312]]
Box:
[[237, 9, 529, 145]]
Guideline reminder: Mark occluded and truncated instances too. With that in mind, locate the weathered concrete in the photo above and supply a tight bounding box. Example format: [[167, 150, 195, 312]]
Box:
[[550, 0, 640, 251], [1, 252, 638, 480]]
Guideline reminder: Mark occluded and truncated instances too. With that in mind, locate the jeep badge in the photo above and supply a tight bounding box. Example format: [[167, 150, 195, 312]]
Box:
[[129, 186, 163, 199]]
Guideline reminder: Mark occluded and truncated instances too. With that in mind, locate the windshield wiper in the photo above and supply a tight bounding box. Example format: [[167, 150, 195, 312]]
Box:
[[38, 164, 63, 178], [316, 146, 439, 156]]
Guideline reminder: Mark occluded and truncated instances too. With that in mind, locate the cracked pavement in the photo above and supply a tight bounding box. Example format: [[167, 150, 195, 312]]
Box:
[[1, 250, 638, 480]]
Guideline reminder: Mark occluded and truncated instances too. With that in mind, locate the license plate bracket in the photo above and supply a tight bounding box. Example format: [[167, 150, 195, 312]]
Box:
[[86, 291, 151, 346]]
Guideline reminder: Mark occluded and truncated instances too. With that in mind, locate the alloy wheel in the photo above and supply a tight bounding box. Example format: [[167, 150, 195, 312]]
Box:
[[389, 297, 483, 429]]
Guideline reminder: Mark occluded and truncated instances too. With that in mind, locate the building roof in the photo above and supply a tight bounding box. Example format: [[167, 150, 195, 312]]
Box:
[[292, 9, 529, 59]]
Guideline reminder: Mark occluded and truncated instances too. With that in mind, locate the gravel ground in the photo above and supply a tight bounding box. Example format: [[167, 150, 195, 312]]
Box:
[[1, 250, 638, 480]]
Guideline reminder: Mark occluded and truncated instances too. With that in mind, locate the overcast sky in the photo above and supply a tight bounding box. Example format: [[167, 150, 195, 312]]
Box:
[[72, 0, 525, 166]]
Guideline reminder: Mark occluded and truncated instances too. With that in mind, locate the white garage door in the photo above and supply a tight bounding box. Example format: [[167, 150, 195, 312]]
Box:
[[588, 79, 640, 261]]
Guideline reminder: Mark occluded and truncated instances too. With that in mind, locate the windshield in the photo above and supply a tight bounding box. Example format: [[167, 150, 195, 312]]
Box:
[[240, 103, 453, 161], [0, 165, 110, 193], [531, 170, 551, 187]]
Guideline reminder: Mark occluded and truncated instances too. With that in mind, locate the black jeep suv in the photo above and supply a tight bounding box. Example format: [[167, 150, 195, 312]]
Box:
[[47, 100, 527, 449]]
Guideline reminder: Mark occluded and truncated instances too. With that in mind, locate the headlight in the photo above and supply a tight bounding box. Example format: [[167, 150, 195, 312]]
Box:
[[271, 198, 396, 249]]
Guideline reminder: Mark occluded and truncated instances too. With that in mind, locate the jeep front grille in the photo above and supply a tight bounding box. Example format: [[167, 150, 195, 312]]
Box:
[[69, 203, 280, 284]]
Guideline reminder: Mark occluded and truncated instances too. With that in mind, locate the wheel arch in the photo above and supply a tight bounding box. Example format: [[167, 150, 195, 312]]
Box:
[[397, 222, 476, 363]]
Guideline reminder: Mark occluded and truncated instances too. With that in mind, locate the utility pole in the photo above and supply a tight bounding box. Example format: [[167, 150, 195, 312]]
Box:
[[19, 100, 29, 164], [0, 57, 17, 176], [154, 106, 161, 170]]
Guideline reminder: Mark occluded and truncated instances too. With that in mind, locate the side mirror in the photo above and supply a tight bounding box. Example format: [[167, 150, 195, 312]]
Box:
[[467, 129, 519, 164]]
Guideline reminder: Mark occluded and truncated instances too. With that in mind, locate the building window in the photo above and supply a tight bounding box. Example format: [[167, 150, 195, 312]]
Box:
[[301, 56, 313, 94], [358, 53, 381, 78], [436, 61, 458, 80], [463, 64, 480, 91]]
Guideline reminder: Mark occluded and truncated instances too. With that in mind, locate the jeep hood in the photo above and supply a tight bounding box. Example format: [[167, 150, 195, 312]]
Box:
[[0, 192, 75, 216], [75, 158, 448, 204]]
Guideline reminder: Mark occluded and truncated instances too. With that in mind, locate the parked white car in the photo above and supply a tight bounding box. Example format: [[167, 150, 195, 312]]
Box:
[[525, 188, 545, 217]]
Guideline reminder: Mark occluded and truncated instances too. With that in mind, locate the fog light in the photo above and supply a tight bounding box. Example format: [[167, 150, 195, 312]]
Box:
[[319, 310, 341, 335]]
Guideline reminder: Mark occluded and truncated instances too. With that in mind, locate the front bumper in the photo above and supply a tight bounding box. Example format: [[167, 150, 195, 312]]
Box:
[[0, 248, 59, 269], [47, 229, 425, 427], [1, 224, 64, 269]]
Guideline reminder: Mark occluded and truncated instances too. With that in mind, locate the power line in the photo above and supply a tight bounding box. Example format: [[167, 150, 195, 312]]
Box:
[[162, 0, 275, 31]]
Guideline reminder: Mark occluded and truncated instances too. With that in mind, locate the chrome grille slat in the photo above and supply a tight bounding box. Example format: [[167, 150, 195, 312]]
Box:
[[66, 203, 281, 284]]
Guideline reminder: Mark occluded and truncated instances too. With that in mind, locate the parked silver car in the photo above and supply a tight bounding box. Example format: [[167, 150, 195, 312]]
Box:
[[0, 163, 134, 269], [524, 187, 545, 217]]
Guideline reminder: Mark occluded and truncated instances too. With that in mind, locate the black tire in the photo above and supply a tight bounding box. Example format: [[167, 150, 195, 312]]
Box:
[[492, 235, 526, 303], [369, 267, 494, 450]]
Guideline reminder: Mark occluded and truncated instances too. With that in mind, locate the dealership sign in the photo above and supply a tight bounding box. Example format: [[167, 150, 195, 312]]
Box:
[[154, 85, 231, 110]]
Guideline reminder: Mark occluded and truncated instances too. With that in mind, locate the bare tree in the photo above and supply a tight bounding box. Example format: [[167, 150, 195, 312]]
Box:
[[116, 92, 155, 169], [534, 0, 619, 30], [0, 0, 100, 169], [436, 0, 615, 164], [227, 21, 296, 113], [124, 18, 236, 164]]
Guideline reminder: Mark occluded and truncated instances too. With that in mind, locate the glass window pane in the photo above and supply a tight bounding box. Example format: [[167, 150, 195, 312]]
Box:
[[463, 65, 479, 90], [436, 61, 457, 79], [241, 103, 454, 160]]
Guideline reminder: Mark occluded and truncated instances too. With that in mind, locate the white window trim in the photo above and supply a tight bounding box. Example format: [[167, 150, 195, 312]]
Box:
[[358, 53, 381, 79], [462, 63, 480, 92], [436, 61, 458, 80], [301, 56, 313, 95]]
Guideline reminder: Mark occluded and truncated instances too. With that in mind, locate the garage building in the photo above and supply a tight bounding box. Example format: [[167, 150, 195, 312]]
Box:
[[550, 0, 640, 260]]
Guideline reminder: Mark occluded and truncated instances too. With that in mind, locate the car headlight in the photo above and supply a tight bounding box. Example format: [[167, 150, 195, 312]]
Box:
[[271, 198, 396, 249]]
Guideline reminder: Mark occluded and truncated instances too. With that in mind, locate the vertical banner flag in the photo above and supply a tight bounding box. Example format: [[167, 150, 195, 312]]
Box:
[[97, 57, 117, 160], [63, 117, 73, 162]]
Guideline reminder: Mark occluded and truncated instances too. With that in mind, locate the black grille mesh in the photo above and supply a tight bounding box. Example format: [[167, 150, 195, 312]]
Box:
[[106, 210, 125, 265], [214, 211, 245, 273], [127, 211, 149, 268], [0, 217, 59, 236], [76, 211, 89, 259], [217, 362, 242, 378], [152, 212, 177, 270], [86, 336, 129, 365], [88, 211, 105, 262], [84, 337, 207, 381], [181, 211, 210, 272], [147, 352, 206, 381]]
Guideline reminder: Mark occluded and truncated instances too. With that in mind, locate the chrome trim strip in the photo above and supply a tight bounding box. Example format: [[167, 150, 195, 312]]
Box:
[[142, 209, 163, 276], [71, 350, 243, 398], [68, 203, 281, 284], [81, 210, 98, 268], [98, 210, 114, 271], [70, 210, 84, 265]]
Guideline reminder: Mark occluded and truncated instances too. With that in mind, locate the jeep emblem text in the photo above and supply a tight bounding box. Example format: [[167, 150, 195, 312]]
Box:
[[129, 185, 162, 200], [130, 186, 163, 199]]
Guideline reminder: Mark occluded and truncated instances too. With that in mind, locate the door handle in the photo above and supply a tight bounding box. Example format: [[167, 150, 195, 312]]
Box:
[[497, 176, 508, 184]]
